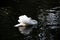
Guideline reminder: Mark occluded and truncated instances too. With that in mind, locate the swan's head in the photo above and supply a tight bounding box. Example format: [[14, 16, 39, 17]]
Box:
[[14, 15, 38, 35]]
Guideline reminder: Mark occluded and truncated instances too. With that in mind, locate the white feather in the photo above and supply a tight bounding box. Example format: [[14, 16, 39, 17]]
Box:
[[14, 15, 38, 35]]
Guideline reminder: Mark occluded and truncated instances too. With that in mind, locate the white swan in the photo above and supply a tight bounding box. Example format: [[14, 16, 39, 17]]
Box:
[[14, 15, 38, 35]]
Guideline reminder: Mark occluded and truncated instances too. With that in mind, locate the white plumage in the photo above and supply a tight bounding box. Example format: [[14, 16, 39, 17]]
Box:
[[14, 15, 38, 35]]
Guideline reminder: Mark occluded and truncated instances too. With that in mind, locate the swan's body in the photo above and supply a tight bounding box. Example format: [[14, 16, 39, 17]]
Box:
[[14, 15, 38, 35]]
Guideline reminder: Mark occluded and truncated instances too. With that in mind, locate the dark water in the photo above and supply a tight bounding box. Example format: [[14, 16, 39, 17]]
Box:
[[0, 0, 60, 40]]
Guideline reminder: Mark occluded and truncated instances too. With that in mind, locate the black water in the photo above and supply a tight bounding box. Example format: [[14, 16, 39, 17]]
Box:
[[0, 0, 60, 40]]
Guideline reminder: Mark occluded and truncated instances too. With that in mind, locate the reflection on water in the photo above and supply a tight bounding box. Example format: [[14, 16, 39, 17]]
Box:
[[0, 6, 60, 40], [38, 7, 60, 40]]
